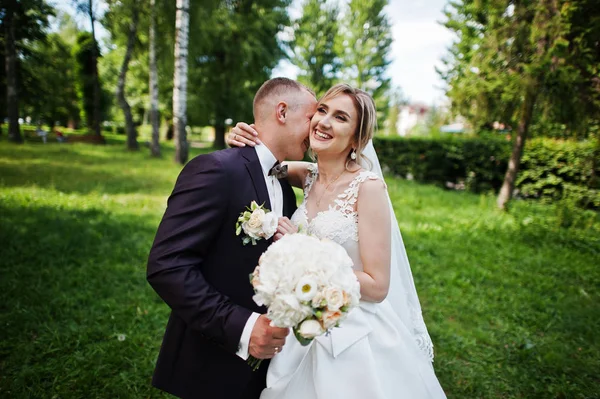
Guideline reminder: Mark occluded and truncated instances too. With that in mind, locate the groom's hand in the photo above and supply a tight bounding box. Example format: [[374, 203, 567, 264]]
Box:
[[273, 217, 298, 242], [249, 315, 289, 359]]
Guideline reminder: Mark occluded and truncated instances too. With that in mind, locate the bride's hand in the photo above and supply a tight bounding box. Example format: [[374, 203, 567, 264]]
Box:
[[273, 217, 298, 241], [227, 122, 261, 147]]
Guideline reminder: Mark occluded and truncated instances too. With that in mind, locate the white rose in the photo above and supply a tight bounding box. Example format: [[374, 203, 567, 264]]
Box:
[[242, 208, 266, 239], [294, 276, 318, 302], [298, 319, 324, 339], [261, 212, 278, 238], [324, 287, 344, 311]]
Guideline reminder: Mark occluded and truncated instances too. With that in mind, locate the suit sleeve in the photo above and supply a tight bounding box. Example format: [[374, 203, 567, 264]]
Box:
[[147, 154, 251, 354]]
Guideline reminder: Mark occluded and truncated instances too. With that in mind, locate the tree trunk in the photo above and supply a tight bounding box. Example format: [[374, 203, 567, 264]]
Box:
[[173, 0, 190, 164], [149, 0, 161, 157], [117, 3, 139, 151], [5, 3, 22, 143], [214, 123, 226, 150], [166, 122, 174, 140], [497, 81, 538, 210], [89, 0, 102, 137]]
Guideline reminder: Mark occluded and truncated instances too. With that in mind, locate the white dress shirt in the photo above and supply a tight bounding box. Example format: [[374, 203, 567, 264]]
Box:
[[236, 144, 283, 360]]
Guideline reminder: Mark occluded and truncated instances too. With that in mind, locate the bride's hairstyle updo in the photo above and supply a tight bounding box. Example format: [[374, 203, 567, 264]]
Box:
[[318, 83, 377, 169]]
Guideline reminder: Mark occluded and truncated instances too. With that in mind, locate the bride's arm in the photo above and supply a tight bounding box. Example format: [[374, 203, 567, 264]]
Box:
[[282, 161, 312, 189], [228, 122, 313, 189], [355, 179, 392, 302]]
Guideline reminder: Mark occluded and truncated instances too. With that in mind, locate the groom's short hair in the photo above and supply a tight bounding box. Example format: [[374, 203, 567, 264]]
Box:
[[253, 78, 314, 121]]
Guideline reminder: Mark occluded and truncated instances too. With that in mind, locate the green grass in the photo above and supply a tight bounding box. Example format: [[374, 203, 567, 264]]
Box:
[[1, 135, 599, 398]]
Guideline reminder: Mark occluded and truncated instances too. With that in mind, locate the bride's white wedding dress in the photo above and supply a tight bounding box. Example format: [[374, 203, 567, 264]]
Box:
[[260, 165, 446, 399]]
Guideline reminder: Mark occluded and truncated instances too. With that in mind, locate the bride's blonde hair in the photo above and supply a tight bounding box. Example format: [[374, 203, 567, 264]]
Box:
[[316, 83, 377, 170]]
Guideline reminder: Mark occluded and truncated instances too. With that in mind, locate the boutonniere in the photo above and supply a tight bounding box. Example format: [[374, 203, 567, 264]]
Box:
[[236, 201, 278, 245]]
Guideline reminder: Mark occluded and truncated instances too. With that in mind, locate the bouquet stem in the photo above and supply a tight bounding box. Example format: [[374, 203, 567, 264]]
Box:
[[247, 355, 262, 371]]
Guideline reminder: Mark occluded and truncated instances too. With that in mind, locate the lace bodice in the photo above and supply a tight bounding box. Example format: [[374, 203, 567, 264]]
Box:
[[290, 164, 383, 271]]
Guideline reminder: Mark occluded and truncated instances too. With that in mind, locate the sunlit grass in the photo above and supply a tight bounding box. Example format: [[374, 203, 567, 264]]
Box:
[[0, 137, 598, 398]]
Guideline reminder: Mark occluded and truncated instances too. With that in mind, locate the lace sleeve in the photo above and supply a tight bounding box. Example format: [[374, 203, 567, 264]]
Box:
[[303, 163, 318, 197]]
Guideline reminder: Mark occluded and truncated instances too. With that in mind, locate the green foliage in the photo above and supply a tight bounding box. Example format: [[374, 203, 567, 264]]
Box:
[[21, 33, 80, 127], [340, 0, 393, 125], [291, 0, 341, 97], [374, 135, 600, 208], [0, 0, 54, 121], [439, 0, 600, 137], [188, 0, 291, 148], [517, 139, 600, 208], [73, 32, 104, 128], [1, 139, 599, 398]]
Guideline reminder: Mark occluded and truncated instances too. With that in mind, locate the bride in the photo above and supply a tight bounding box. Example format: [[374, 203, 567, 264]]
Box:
[[228, 83, 446, 399]]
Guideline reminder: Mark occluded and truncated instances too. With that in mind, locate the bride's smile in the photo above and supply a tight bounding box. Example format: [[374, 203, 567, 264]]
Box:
[[309, 94, 358, 157]]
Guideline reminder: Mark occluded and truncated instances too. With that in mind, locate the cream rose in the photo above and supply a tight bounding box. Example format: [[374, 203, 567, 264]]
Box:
[[324, 287, 345, 311], [298, 319, 324, 339], [243, 208, 266, 239]]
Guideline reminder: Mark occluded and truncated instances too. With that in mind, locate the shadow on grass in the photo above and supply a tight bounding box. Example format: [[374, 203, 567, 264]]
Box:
[[0, 203, 172, 398], [0, 140, 211, 196]]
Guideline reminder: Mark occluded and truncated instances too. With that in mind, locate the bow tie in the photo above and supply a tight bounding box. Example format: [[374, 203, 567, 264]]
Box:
[[268, 162, 288, 179]]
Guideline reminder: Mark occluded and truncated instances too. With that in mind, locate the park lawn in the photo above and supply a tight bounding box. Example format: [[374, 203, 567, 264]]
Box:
[[0, 137, 599, 398]]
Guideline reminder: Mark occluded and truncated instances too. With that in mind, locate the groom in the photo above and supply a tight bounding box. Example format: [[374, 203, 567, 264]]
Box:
[[147, 78, 317, 399]]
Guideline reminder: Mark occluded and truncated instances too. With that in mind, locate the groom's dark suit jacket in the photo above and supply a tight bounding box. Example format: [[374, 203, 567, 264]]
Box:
[[147, 146, 297, 399]]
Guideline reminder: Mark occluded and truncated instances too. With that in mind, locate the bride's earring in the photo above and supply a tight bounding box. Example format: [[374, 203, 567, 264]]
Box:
[[350, 149, 357, 160]]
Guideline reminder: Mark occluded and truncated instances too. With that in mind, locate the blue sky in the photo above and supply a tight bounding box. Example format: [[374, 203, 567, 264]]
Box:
[[54, 0, 454, 105]]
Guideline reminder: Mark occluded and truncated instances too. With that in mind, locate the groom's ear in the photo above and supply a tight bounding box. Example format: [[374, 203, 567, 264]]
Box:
[[276, 102, 287, 123]]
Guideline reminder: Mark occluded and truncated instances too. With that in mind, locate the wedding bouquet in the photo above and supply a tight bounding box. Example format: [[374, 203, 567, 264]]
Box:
[[247, 233, 360, 369]]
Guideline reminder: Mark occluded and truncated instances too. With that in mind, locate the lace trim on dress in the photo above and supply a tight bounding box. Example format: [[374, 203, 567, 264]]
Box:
[[301, 166, 384, 243], [410, 305, 435, 362]]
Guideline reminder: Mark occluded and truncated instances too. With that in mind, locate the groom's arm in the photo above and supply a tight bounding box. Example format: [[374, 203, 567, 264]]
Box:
[[147, 154, 251, 354]]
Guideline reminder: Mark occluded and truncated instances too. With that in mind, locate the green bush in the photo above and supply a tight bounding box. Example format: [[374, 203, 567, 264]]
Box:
[[374, 136, 599, 208]]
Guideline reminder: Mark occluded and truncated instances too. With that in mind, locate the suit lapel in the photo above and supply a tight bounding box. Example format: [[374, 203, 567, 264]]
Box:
[[241, 146, 272, 211]]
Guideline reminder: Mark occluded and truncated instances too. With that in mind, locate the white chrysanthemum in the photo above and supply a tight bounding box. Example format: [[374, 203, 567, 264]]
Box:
[[295, 276, 318, 301]]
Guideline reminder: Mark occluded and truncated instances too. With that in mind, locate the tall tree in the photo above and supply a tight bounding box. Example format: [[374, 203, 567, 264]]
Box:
[[73, 32, 99, 132], [3, 0, 20, 142], [1, 0, 53, 142], [189, 0, 291, 149], [173, 0, 190, 164], [440, 0, 600, 209], [149, 0, 161, 157], [340, 0, 393, 125], [22, 33, 80, 131], [74, 0, 103, 137], [106, 0, 141, 150], [291, 0, 340, 97], [497, 0, 573, 209]]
